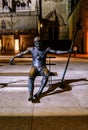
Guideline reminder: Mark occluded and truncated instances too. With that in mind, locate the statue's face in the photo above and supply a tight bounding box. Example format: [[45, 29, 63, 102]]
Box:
[[34, 41, 42, 50]]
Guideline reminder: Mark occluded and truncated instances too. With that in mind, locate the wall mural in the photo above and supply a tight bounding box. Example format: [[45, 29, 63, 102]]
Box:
[[2, 35, 14, 51], [20, 34, 35, 51], [2, 0, 36, 12]]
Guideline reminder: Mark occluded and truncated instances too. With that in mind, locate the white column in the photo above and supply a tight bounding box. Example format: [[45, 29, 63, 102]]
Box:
[[15, 39, 20, 53], [0, 0, 3, 12], [8, 0, 12, 9]]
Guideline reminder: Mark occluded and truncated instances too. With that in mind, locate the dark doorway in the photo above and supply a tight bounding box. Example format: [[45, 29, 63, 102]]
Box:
[[48, 27, 53, 40], [54, 26, 58, 40]]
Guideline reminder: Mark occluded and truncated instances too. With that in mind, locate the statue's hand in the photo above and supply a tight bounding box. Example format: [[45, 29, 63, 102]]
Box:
[[46, 47, 51, 51], [9, 57, 15, 65], [68, 49, 72, 54]]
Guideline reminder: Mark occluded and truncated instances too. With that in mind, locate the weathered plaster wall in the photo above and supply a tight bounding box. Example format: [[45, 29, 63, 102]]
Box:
[[0, 12, 37, 30], [42, 0, 68, 24]]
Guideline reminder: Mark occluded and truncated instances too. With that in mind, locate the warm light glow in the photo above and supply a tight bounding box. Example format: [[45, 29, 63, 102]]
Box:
[[15, 39, 19, 52], [0, 40, 1, 50], [40, 23, 43, 28], [87, 31, 88, 54]]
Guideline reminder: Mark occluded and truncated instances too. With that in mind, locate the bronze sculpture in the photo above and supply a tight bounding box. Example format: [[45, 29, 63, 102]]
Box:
[[10, 36, 71, 102]]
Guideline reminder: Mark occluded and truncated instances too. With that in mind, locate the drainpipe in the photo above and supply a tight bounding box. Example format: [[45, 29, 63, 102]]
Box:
[[39, 0, 42, 20]]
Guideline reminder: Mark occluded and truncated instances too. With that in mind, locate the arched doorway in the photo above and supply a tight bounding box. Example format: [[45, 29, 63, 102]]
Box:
[[48, 26, 58, 40], [45, 9, 67, 40]]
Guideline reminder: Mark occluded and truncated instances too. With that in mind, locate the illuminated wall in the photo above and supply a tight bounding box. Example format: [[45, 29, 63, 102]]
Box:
[[81, 0, 88, 54], [87, 31, 88, 53]]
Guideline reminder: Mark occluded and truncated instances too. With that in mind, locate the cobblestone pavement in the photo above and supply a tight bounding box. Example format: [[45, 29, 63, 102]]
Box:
[[0, 55, 88, 130]]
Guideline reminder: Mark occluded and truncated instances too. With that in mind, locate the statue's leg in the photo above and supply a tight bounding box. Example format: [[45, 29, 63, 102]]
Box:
[[28, 77, 35, 101], [28, 66, 37, 101], [34, 68, 49, 98]]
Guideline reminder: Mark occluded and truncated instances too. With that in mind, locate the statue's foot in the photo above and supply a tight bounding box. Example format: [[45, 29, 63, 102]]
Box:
[[28, 97, 35, 102], [60, 83, 65, 88], [34, 93, 40, 100]]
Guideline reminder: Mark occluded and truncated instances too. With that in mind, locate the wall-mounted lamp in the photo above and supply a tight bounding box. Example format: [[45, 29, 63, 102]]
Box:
[[40, 23, 43, 28]]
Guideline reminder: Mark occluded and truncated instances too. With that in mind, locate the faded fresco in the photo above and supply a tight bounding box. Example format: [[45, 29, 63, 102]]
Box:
[[2, 35, 14, 51], [2, 0, 36, 12]]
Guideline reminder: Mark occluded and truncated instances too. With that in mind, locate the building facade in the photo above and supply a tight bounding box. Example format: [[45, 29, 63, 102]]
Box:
[[0, 0, 88, 54]]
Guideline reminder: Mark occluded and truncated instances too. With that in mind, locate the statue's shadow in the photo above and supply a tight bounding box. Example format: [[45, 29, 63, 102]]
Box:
[[0, 83, 8, 88], [34, 78, 88, 103], [0, 78, 88, 103]]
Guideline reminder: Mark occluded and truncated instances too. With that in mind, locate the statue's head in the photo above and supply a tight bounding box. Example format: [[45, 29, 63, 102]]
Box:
[[34, 36, 42, 50]]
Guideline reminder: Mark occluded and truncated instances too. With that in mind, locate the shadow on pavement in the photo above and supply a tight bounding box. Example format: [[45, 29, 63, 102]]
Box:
[[34, 78, 88, 103]]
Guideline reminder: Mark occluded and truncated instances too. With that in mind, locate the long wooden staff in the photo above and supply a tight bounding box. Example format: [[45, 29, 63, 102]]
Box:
[[60, 19, 82, 87], [60, 41, 73, 87]]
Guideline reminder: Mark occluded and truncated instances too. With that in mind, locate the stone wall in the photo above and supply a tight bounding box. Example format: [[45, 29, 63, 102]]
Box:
[[0, 12, 38, 30], [0, 0, 68, 33], [41, 0, 68, 39], [0, 0, 39, 30], [42, 0, 68, 24]]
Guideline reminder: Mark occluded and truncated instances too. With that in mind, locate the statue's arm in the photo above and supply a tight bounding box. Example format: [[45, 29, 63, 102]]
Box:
[[10, 47, 31, 65], [49, 48, 71, 54]]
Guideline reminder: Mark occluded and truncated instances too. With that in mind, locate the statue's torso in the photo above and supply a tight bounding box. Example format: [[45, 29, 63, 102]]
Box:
[[30, 48, 47, 69]]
